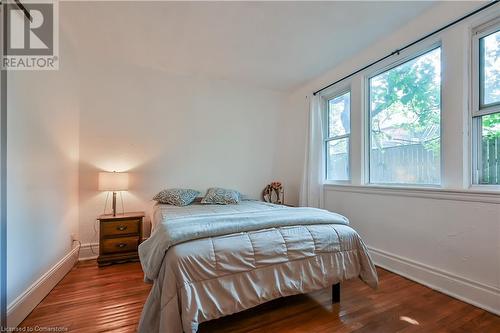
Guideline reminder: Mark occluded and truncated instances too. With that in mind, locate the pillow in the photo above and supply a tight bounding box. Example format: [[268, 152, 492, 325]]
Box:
[[153, 188, 200, 206], [201, 187, 241, 205]]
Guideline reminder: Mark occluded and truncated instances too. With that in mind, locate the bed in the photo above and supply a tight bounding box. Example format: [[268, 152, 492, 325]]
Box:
[[138, 201, 378, 333]]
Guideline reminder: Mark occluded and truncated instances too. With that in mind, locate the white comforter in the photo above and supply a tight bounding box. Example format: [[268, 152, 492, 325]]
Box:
[[138, 201, 378, 333]]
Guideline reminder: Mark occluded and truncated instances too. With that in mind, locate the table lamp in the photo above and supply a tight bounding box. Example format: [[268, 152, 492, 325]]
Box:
[[98, 171, 129, 216]]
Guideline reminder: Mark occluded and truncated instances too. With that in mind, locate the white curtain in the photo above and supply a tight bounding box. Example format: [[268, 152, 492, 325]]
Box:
[[299, 94, 324, 208]]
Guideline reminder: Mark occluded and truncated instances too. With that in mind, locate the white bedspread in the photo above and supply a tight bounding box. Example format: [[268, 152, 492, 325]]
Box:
[[138, 201, 378, 333]]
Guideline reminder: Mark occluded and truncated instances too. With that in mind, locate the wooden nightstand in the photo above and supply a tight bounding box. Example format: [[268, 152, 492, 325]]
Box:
[[97, 212, 144, 266]]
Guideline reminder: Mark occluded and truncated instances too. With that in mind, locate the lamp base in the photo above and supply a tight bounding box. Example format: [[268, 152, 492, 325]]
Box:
[[112, 191, 117, 216]]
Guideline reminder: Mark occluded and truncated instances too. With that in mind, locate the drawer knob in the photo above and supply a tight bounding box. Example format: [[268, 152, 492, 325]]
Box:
[[116, 243, 127, 248], [117, 225, 127, 231]]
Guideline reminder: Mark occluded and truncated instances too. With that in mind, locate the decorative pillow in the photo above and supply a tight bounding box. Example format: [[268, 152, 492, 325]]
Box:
[[153, 188, 200, 206], [201, 187, 241, 205]]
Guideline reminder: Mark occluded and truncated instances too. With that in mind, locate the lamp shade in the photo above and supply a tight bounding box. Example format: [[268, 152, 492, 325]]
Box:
[[98, 172, 129, 191]]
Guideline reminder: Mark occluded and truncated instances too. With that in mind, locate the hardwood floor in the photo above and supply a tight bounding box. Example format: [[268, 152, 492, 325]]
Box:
[[20, 261, 500, 332], [20, 260, 150, 332]]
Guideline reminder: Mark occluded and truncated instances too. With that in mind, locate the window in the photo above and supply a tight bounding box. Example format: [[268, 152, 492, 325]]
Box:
[[325, 91, 350, 181], [479, 29, 500, 108], [473, 23, 500, 185], [369, 47, 441, 185]]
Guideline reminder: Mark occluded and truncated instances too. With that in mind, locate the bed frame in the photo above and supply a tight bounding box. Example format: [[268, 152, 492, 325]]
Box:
[[332, 283, 340, 304]]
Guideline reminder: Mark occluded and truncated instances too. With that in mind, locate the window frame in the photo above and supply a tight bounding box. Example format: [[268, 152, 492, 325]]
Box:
[[323, 87, 352, 183], [365, 42, 443, 187], [472, 18, 500, 117], [471, 18, 500, 186]]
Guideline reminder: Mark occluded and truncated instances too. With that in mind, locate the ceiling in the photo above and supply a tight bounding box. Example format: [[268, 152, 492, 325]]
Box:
[[61, 1, 444, 92]]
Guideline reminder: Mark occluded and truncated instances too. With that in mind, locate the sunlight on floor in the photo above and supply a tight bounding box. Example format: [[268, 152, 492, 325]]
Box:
[[400, 316, 420, 325]]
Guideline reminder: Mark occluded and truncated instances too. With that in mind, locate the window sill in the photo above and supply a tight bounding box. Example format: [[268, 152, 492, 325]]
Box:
[[468, 184, 500, 193], [324, 180, 351, 186], [323, 183, 500, 204]]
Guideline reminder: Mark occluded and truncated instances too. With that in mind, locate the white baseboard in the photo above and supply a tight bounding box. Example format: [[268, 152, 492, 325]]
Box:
[[369, 246, 500, 316], [78, 243, 99, 261], [7, 246, 80, 328]]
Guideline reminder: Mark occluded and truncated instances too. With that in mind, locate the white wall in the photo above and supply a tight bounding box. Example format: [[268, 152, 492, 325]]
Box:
[[6, 2, 289, 323], [6, 31, 80, 313], [77, 63, 286, 245], [324, 188, 500, 314], [277, 2, 500, 314], [272, 93, 309, 205]]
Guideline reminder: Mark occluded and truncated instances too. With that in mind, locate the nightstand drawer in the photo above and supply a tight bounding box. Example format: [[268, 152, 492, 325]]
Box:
[[101, 219, 140, 237], [101, 236, 139, 254], [97, 212, 144, 266]]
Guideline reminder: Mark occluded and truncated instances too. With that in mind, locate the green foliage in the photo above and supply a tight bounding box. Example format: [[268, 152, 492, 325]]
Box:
[[482, 112, 500, 139], [370, 48, 441, 155]]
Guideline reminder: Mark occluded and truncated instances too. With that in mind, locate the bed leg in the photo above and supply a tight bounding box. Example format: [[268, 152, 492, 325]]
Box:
[[332, 283, 340, 304]]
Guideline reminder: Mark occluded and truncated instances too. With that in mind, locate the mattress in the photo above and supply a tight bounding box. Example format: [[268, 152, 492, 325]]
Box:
[[139, 201, 378, 333]]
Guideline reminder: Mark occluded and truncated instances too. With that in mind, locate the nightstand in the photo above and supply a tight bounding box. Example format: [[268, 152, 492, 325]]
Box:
[[97, 211, 144, 266]]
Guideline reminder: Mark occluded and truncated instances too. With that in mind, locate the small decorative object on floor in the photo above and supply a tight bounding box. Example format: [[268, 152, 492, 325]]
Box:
[[263, 181, 284, 204]]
